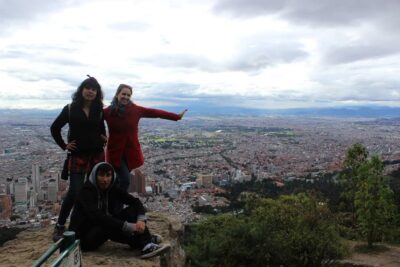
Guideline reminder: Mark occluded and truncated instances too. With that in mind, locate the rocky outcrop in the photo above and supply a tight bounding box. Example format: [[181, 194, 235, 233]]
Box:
[[0, 213, 185, 267]]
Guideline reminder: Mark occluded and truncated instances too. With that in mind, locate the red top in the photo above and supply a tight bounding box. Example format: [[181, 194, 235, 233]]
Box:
[[104, 103, 180, 170]]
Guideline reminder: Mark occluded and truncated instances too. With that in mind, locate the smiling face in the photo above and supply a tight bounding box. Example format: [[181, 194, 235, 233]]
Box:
[[117, 87, 132, 106], [96, 170, 113, 191], [82, 87, 98, 102]]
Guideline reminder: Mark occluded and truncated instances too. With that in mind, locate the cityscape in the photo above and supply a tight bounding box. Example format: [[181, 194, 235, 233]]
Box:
[[1, 113, 400, 228]]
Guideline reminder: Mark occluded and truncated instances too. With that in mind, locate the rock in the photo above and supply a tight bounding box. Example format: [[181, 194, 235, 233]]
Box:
[[0, 213, 185, 267]]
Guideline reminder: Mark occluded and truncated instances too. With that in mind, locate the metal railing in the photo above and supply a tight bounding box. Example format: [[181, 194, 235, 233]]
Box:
[[32, 231, 82, 267]]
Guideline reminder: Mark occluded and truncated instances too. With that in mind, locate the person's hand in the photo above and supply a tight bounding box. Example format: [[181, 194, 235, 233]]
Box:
[[135, 220, 146, 233], [65, 140, 77, 151], [178, 109, 188, 120]]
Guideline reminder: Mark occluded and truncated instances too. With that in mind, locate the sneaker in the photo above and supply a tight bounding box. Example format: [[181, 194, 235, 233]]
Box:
[[52, 224, 65, 242], [150, 234, 163, 244], [140, 243, 171, 259]]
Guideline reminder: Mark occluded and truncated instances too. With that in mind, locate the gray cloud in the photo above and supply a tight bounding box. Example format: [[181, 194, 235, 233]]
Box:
[[134, 82, 200, 99], [213, 0, 400, 27], [228, 38, 308, 71], [213, 0, 400, 66], [137, 37, 307, 73], [324, 44, 400, 65], [0, 0, 78, 27], [214, 0, 400, 64]]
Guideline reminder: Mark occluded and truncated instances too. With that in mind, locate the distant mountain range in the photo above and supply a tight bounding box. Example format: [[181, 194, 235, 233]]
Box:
[[0, 105, 399, 119]]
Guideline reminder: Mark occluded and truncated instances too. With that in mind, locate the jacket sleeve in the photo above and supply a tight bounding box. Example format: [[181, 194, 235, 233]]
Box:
[[139, 106, 180, 121], [78, 186, 125, 230], [50, 105, 69, 150], [115, 187, 146, 216]]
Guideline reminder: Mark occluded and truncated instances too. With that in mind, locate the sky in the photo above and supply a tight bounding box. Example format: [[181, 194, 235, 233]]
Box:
[[1, 0, 400, 110]]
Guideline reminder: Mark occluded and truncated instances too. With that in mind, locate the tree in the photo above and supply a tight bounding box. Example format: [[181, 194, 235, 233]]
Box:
[[185, 194, 347, 267], [339, 143, 368, 224], [354, 156, 396, 248]]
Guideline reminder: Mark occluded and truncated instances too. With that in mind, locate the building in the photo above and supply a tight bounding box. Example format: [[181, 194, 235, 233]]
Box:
[[0, 194, 12, 220], [47, 181, 57, 202], [129, 169, 146, 194], [6, 178, 14, 195], [0, 184, 6, 194], [31, 163, 40, 195], [29, 190, 37, 208], [14, 178, 28, 203], [197, 174, 213, 188]]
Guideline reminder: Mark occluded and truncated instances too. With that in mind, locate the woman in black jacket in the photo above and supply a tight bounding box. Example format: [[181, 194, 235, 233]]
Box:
[[50, 75, 106, 241]]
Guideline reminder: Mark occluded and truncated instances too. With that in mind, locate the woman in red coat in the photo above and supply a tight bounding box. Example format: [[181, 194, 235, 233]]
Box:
[[104, 84, 187, 196]]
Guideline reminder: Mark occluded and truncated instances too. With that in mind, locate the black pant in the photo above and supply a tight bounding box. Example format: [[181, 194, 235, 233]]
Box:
[[80, 206, 151, 251]]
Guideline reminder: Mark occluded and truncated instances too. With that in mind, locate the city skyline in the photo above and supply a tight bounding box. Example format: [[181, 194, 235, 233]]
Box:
[[1, 0, 400, 110]]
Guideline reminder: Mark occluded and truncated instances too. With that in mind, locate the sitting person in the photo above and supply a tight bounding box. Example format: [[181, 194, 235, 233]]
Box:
[[68, 162, 169, 259]]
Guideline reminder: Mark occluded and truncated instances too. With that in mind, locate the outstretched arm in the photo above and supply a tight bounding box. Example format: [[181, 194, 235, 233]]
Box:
[[140, 106, 188, 121]]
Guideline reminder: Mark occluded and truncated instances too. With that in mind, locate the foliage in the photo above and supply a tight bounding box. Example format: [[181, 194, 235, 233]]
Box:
[[354, 156, 396, 247], [185, 194, 347, 267]]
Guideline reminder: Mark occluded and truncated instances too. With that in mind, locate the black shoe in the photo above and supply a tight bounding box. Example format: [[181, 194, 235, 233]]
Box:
[[52, 224, 65, 242], [140, 243, 171, 259]]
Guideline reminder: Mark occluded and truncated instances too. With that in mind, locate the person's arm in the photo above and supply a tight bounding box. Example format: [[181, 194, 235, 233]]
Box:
[[99, 111, 107, 144], [140, 106, 187, 121], [115, 188, 147, 233], [50, 105, 69, 150]]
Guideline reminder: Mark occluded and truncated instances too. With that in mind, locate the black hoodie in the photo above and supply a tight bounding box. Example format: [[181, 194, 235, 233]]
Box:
[[69, 162, 146, 237]]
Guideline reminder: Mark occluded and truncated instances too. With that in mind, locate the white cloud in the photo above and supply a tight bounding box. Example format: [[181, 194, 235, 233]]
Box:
[[0, 0, 399, 110]]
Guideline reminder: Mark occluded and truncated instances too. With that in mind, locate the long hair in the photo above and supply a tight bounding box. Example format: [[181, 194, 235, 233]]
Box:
[[111, 84, 133, 105], [72, 75, 104, 113]]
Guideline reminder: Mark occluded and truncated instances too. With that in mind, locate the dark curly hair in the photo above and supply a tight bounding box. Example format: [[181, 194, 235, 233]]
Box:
[[71, 75, 104, 112]]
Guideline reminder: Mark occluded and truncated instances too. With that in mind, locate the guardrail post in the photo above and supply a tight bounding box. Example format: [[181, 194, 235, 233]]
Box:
[[60, 231, 75, 252]]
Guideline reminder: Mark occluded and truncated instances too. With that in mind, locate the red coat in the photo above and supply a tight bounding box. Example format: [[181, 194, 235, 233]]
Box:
[[104, 104, 180, 170]]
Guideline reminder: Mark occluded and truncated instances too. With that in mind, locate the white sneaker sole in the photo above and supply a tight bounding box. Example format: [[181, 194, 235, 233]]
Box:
[[140, 244, 171, 259]]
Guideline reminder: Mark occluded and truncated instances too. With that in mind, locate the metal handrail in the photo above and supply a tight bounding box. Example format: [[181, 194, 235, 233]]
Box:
[[31, 231, 81, 267]]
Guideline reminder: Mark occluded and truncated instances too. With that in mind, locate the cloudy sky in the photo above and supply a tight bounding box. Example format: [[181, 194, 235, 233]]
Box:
[[1, 0, 400, 110]]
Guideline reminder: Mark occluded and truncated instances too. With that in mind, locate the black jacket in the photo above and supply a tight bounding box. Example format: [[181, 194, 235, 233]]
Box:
[[68, 163, 146, 238], [50, 103, 106, 155]]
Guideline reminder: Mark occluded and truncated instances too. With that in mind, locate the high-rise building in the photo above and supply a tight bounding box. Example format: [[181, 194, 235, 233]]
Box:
[[31, 163, 40, 195], [6, 178, 14, 195], [29, 190, 37, 208], [131, 169, 146, 194], [0, 194, 12, 220], [50, 172, 60, 193], [47, 182, 57, 202], [14, 178, 28, 203]]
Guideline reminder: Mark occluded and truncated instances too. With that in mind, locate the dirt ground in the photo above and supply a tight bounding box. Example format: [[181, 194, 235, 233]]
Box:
[[339, 241, 400, 267]]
